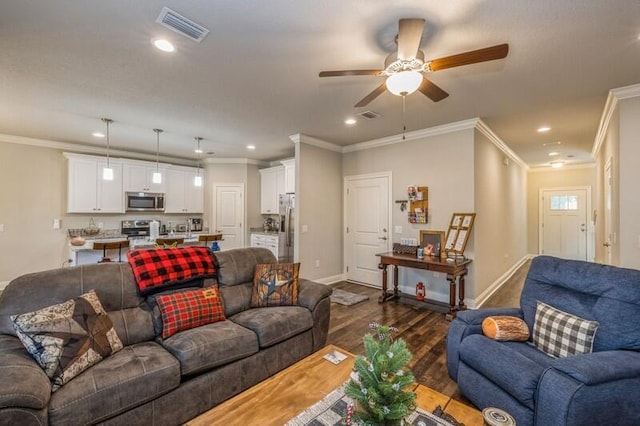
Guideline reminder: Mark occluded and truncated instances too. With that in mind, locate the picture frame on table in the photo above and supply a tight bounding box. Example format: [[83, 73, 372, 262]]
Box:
[[419, 230, 445, 258]]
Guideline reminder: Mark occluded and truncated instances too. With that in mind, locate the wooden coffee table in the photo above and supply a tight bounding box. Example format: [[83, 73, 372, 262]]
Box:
[[186, 345, 483, 426]]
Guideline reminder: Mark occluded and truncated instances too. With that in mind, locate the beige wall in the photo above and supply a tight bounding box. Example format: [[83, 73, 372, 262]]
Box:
[[342, 128, 476, 302], [474, 130, 528, 300], [618, 96, 640, 269], [527, 166, 596, 255], [296, 141, 343, 280]]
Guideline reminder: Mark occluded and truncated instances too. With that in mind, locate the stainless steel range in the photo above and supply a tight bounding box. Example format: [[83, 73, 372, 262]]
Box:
[[121, 220, 160, 240]]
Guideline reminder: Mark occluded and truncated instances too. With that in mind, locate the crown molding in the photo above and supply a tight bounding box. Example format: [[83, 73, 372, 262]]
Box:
[[528, 162, 596, 173], [475, 119, 529, 170], [342, 118, 479, 153], [203, 157, 267, 166], [289, 133, 343, 152], [592, 83, 640, 158]]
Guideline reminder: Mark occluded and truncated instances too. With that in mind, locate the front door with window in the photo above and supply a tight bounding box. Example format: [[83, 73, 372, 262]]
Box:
[[540, 188, 588, 261]]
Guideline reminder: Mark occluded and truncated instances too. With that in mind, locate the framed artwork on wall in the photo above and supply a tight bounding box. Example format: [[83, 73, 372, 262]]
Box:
[[444, 212, 476, 258]]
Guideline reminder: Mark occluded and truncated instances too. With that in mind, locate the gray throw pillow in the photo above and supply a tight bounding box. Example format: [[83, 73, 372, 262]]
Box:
[[533, 301, 598, 358]]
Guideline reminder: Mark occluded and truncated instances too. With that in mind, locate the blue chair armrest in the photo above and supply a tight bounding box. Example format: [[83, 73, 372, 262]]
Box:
[[446, 307, 523, 381], [536, 350, 640, 425], [550, 350, 640, 385]]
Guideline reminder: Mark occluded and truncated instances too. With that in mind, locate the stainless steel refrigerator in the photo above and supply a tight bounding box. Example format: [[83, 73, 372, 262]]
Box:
[[279, 194, 295, 262]]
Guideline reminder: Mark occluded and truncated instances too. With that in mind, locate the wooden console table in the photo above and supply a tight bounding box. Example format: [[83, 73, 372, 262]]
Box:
[[377, 252, 472, 319]]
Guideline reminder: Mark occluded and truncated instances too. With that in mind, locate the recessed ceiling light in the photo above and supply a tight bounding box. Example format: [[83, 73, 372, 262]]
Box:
[[548, 151, 560, 156], [550, 161, 565, 168], [537, 126, 551, 133], [152, 38, 175, 52], [344, 118, 357, 125], [246, 145, 256, 150], [194, 148, 203, 154], [92, 132, 105, 138]]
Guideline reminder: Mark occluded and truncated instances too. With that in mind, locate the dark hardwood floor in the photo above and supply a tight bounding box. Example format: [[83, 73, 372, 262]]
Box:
[[326, 259, 531, 405]]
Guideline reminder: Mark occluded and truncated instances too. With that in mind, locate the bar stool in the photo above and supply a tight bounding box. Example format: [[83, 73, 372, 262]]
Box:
[[93, 240, 130, 263], [198, 234, 223, 245], [155, 237, 184, 247]]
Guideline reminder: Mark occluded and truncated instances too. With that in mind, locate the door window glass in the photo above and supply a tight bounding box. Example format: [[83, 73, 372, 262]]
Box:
[[550, 195, 578, 210]]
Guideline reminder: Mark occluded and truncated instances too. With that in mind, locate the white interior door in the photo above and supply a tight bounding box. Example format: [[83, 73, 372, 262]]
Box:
[[603, 159, 613, 264], [213, 184, 244, 250], [344, 173, 391, 286], [540, 188, 588, 261]]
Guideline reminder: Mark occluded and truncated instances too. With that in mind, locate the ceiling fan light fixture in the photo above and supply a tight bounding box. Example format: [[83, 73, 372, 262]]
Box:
[[386, 71, 422, 96], [550, 161, 565, 169]]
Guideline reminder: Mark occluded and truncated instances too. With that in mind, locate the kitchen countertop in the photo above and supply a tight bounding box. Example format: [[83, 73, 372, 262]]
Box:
[[69, 233, 211, 251]]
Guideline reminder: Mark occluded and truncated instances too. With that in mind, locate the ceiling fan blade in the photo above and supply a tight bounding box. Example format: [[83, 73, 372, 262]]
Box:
[[418, 77, 449, 102], [397, 18, 425, 60], [355, 84, 387, 108], [319, 70, 383, 77], [428, 43, 509, 72]]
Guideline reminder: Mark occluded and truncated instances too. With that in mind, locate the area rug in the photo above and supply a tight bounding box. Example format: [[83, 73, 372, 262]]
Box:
[[286, 382, 460, 426], [330, 288, 370, 306]]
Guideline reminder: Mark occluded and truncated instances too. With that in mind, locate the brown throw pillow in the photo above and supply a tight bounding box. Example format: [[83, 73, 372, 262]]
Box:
[[251, 263, 300, 307], [482, 316, 530, 342], [11, 290, 123, 391]]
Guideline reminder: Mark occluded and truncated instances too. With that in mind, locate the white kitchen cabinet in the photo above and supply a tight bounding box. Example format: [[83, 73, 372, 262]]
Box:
[[66, 154, 124, 213], [259, 166, 285, 214], [250, 233, 284, 259], [123, 162, 167, 193], [165, 168, 204, 213], [281, 159, 295, 194]]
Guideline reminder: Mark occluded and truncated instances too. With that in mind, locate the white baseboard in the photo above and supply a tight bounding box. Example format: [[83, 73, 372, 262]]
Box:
[[311, 273, 345, 285], [471, 254, 535, 308]]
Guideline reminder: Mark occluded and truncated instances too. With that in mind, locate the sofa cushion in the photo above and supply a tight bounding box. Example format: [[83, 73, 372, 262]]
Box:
[[459, 334, 551, 410], [11, 290, 124, 392], [230, 307, 312, 348], [156, 287, 226, 338], [127, 247, 216, 295], [251, 263, 300, 307], [214, 247, 277, 286], [533, 301, 599, 358], [48, 341, 179, 425], [160, 320, 259, 376]]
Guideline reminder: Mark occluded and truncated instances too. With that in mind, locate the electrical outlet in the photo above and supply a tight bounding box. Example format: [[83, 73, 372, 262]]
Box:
[[315, 259, 320, 268], [395, 226, 403, 234], [53, 219, 61, 229]]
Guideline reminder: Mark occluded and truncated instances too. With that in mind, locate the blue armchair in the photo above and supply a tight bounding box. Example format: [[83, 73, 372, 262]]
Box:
[[446, 256, 640, 426]]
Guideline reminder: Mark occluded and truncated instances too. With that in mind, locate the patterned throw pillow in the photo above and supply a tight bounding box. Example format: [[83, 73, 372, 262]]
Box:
[[251, 263, 300, 307], [155, 287, 226, 339], [127, 246, 216, 295], [11, 290, 123, 391], [533, 301, 599, 358]]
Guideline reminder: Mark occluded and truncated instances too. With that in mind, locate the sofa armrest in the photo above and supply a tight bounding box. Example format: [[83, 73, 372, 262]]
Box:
[[0, 335, 51, 410], [536, 350, 640, 425], [297, 279, 332, 312], [550, 350, 640, 385], [446, 307, 523, 382]]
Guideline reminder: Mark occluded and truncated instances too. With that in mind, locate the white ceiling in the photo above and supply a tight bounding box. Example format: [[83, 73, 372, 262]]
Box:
[[1, 1, 639, 167]]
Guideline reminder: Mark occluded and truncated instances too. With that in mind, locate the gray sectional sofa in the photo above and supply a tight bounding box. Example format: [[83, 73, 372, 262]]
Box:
[[0, 247, 332, 425]]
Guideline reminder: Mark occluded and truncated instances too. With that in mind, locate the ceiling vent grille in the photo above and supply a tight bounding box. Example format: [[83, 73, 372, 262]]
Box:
[[156, 7, 210, 42], [356, 110, 381, 120]]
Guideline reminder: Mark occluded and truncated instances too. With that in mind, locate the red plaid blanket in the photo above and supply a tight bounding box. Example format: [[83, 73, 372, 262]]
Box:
[[127, 247, 216, 295]]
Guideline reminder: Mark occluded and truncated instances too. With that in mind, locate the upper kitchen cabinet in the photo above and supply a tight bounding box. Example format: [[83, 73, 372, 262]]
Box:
[[281, 159, 295, 194], [123, 162, 167, 193], [165, 167, 204, 213], [259, 166, 284, 214], [65, 153, 124, 213]]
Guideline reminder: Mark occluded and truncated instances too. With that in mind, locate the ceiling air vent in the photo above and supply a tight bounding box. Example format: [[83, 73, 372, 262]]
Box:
[[156, 7, 210, 42], [357, 110, 381, 120]]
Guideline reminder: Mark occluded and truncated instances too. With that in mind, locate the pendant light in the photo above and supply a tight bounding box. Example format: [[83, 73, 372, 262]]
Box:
[[101, 118, 114, 180], [194, 137, 203, 187], [152, 129, 163, 184]]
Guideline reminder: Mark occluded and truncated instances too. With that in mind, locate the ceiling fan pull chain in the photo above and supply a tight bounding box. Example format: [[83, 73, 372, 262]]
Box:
[[402, 95, 407, 140]]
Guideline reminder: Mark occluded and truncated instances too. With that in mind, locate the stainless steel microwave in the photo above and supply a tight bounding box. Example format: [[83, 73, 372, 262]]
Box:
[[126, 192, 165, 212]]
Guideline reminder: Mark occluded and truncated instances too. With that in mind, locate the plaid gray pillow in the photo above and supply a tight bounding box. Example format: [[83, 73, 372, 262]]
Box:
[[533, 301, 599, 358]]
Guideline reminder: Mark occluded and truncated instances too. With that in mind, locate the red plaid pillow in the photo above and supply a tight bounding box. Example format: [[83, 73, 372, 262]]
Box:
[[155, 287, 226, 339], [127, 247, 216, 295]]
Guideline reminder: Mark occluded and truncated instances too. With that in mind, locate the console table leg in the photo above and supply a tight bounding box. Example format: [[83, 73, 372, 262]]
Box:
[[378, 263, 388, 303], [446, 273, 456, 320], [458, 273, 467, 310], [393, 265, 399, 299]]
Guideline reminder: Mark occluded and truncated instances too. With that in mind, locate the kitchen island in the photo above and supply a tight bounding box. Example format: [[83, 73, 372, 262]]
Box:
[[68, 234, 222, 266]]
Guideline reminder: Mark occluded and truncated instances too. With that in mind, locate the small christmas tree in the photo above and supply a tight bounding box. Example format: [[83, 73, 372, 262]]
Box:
[[345, 322, 416, 425]]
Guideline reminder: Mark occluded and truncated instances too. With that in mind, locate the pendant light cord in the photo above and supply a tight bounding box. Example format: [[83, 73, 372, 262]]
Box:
[[153, 129, 163, 171], [101, 118, 113, 167]]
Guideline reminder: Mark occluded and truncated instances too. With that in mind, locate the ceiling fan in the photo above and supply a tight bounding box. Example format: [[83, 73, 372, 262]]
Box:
[[319, 18, 509, 107]]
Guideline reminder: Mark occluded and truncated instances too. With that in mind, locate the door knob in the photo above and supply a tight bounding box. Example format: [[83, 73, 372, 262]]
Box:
[[378, 236, 387, 241], [603, 242, 611, 247]]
